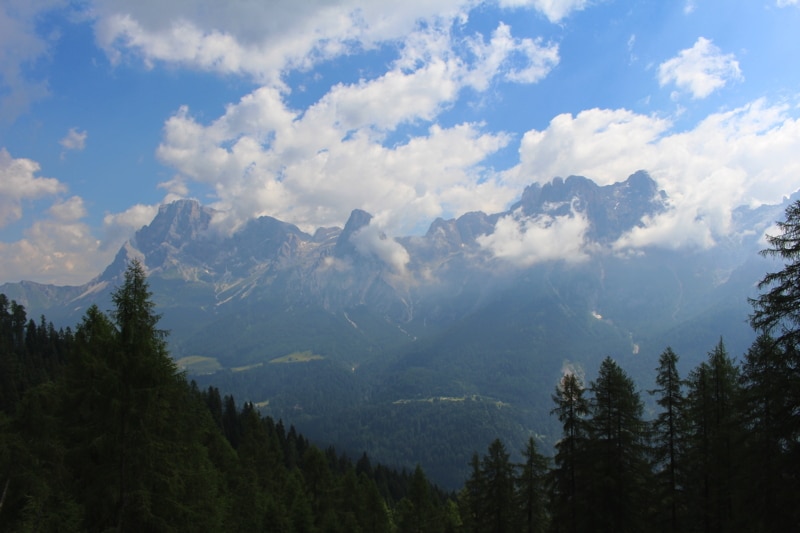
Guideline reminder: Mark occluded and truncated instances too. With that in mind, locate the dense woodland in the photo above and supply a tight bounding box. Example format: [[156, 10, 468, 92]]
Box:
[[1, 200, 800, 532]]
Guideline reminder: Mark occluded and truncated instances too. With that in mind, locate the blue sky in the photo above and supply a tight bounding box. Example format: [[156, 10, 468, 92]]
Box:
[[1, 0, 800, 284]]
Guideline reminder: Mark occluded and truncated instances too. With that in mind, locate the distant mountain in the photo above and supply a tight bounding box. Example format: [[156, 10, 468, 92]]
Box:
[[2, 171, 790, 488]]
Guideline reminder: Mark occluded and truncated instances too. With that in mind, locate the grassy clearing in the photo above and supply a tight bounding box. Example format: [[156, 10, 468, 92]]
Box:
[[231, 362, 264, 372], [269, 350, 325, 364], [175, 355, 222, 375]]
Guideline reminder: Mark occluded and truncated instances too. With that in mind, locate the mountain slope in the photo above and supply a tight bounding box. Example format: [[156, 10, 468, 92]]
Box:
[[2, 171, 788, 488]]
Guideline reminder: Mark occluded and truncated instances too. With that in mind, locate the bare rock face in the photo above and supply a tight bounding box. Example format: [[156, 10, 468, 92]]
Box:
[[510, 170, 667, 243]]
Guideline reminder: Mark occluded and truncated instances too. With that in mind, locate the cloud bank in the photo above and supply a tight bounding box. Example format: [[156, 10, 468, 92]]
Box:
[[154, 18, 559, 237], [477, 205, 592, 267], [510, 100, 800, 250]]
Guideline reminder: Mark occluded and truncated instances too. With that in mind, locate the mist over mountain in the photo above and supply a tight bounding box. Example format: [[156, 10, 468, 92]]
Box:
[[2, 171, 790, 487]]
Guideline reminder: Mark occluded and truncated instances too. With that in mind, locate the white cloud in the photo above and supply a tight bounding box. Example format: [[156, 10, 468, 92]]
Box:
[[350, 223, 411, 274], [777, 0, 798, 7], [88, 0, 578, 82], [153, 18, 558, 238], [49, 196, 87, 221], [59, 127, 88, 151], [91, 0, 473, 83], [0, 149, 154, 285], [513, 108, 671, 187], [0, 217, 104, 285], [510, 99, 800, 251], [497, 0, 591, 23], [462, 22, 559, 90], [0, 191, 110, 285], [658, 37, 743, 99], [0, 198, 159, 285], [477, 205, 592, 266], [158, 92, 513, 237], [102, 203, 159, 250], [0, 148, 67, 227]]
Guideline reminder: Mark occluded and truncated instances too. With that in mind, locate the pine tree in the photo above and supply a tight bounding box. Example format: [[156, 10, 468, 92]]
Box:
[[549, 372, 589, 533], [750, 199, 800, 348], [649, 347, 687, 532], [683, 339, 741, 533], [516, 437, 549, 533], [738, 334, 798, 531], [461, 453, 483, 533], [396, 464, 437, 533], [62, 261, 225, 531], [586, 357, 650, 533], [747, 198, 800, 530], [481, 439, 517, 533]]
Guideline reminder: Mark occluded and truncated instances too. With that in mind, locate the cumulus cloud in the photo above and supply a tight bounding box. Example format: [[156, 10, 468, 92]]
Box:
[[0, 148, 67, 227], [92, 0, 472, 83], [0, 197, 155, 285], [0, 193, 109, 285], [102, 203, 159, 250], [477, 206, 592, 267], [350, 223, 411, 274], [658, 37, 743, 99], [497, 0, 591, 23], [153, 18, 558, 237], [59, 127, 88, 151], [89, 0, 575, 81], [49, 196, 87, 221], [0, 149, 153, 285], [462, 22, 559, 89], [509, 99, 800, 251], [0, 218, 105, 285], [513, 108, 670, 187]]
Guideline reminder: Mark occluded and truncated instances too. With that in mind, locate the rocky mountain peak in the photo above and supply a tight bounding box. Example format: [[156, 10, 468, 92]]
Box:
[[510, 171, 666, 243], [335, 209, 373, 257], [132, 199, 214, 255]]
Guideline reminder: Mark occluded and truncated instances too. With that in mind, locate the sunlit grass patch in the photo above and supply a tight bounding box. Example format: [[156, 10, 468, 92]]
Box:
[[175, 355, 221, 374], [269, 350, 325, 363]]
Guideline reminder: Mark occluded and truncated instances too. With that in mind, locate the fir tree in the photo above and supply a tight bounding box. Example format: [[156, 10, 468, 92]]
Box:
[[683, 339, 741, 533], [549, 372, 589, 533], [516, 437, 549, 533], [586, 357, 650, 533], [750, 199, 800, 348], [649, 347, 687, 532], [738, 334, 798, 531]]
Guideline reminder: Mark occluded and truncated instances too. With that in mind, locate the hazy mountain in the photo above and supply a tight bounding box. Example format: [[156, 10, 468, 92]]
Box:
[[2, 170, 790, 488]]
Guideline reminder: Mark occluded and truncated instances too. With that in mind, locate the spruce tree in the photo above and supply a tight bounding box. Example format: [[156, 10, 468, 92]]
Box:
[[62, 261, 225, 531], [586, 356, 650, 533], [683, 339, 741, 533], [549, 372, 589, 533], [738, 334, 798, 531], [396, 464, 437, 533], [750, 199, 800, 348], [481, 439, 517, 533], [747, 198, 800, 529], [649, 347, 686, 532], [516, 437, 549, 533]]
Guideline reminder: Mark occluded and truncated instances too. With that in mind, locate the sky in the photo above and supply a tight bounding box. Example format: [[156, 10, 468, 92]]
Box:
[[1, 0, 800, 285]]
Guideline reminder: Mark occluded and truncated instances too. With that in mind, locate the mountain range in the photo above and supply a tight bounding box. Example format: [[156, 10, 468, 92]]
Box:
[[1, 170, 789, 488]]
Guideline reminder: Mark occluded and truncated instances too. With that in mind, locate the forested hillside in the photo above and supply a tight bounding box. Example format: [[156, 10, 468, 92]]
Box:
[[0, 262, 458, 532], [2, 199, 800, 532]]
